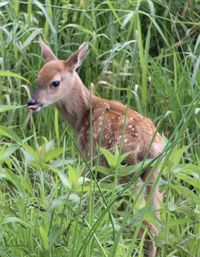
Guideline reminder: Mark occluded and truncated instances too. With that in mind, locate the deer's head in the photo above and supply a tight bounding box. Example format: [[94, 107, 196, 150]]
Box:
[[28, 39, 88, 111]]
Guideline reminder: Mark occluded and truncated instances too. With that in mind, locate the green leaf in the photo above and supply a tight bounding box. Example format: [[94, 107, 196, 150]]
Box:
[[45, 147, 64, 162], [73, 185, 107, 192], [0, 168, 27, 197], [100, 147, 118, 169], [169, 217, 191, 228], [0, 2, 9, 8], [56, 170, 71, 189], [96, 165, 111, 176], [67, 164, 84, 186], [0, 145, 19, 163], [43, 139, 55, 153], [0, 105, 23, 113], [122, 11, 134, 28], [116, 158, 153, 177], [34, 0, 56, 35], [119, 151, 131, 164], [68, 165, 78, 185], [50, 159, 75, 168], [116, 164, 137, 177], [77, 177, 90, 186], [0, 70, 30, 83], [49, 224, 60, 247], [182, 164, 200, 175], [171, 146, 189, 168], [0, 126, 22, 145], [167, 196, 177, 212], [1, 216, 30, 227], [175, 173, 200, 190], [138, 226, 146, 257], [66, 24, 94, 36], [20, 29, 42, 49], [39, 226, 49, 250], [170, 185, 199, 204], [22, 144, 40, 163]]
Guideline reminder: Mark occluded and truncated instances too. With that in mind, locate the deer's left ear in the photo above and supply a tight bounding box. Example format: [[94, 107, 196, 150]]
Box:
[[39, 39, 57, 63], [66, 43, 89, 72]]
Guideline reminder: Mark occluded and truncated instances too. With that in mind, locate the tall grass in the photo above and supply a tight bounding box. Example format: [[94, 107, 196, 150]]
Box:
[[0, 1, 200, 256]]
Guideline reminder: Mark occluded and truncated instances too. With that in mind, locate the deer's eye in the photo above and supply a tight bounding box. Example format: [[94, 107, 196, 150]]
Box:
[[51, 80, 60, 87]]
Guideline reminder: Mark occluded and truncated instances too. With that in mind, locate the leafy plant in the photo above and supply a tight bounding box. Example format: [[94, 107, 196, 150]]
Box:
[[0, 1, 199, 256]]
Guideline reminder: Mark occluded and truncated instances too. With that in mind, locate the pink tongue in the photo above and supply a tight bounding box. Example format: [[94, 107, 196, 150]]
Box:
[[28, 104, 40, 110]]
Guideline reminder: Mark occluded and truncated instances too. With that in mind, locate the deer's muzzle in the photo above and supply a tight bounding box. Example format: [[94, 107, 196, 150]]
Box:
[[27, 98, 43, 111]]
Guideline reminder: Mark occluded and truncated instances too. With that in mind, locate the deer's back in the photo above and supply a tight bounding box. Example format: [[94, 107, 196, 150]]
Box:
[[78, 97, 163, 165]]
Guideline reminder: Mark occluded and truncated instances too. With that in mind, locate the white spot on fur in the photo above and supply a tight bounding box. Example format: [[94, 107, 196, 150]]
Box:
[[97, 127, 102, 134], [108, 122, 112, 126]]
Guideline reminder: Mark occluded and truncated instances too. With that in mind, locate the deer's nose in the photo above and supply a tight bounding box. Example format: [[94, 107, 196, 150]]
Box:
[[27, 98, 37, 106]]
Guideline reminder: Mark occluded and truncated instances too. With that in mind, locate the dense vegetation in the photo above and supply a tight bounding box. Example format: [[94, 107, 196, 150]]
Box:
[[0, 1, 200, 256]]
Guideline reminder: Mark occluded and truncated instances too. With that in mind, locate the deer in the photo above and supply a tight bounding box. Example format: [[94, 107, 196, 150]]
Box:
[[27, 39, 164, 257]]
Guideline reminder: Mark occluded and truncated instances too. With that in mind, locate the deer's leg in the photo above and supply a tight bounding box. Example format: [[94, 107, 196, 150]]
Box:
[[141, 167, 163, 220], [140, 167, 163, 257], [133, 177, 156, 257]]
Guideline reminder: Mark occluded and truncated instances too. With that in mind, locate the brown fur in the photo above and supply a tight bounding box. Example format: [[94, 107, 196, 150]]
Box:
[[38, 61, 66, 86], [28, 40, 164, 257]]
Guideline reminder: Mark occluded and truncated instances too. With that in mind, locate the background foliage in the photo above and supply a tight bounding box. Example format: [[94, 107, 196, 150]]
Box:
[[0, 0, 200, 256]]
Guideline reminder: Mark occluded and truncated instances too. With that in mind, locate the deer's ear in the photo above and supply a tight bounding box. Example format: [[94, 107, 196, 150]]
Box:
[[66, 43, 89, 72], [39, 39, 57, 62]]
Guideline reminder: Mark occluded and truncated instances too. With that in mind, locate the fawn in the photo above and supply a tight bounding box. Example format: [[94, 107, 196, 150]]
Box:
[[28, 39, 164, 257]]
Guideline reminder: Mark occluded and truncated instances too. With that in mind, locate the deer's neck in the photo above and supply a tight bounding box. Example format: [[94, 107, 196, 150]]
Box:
[[56, 72, 92, 131]]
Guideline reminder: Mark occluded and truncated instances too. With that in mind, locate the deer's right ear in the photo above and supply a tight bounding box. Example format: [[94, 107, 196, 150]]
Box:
[[39, 39, 57, 63], [65, 43, 89, 72]]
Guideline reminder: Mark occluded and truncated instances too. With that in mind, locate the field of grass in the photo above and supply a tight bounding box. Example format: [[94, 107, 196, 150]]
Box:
[[0, 0, 200, 256]]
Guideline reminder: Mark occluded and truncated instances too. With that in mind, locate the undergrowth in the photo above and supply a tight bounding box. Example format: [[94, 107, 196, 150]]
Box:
[[0, 1, 200, 256]]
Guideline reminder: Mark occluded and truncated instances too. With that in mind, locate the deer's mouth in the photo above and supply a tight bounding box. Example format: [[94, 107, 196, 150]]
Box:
[[28, 103, 43, 111], [27, 98, 43, 112]]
